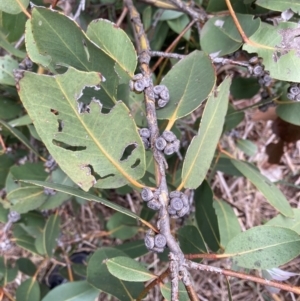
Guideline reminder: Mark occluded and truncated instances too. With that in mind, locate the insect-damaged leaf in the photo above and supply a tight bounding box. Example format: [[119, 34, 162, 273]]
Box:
[[18, 68, 145, 191], [180, 77, 231, 189], [243, 21, 300, 82]]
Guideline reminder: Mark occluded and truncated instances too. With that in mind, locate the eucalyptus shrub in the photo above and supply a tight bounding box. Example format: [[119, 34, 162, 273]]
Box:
[[1, 0, 300, 300]]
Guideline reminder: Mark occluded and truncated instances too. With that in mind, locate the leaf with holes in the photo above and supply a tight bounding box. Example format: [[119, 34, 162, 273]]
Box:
[[213, 199, 241, 248], [243, 21, 300, 82], [106, 256, 156, 282], [180, 77, 231, 189], [156, 51, 216, 124], [225, 226, 300, 269], [0, 0, 29, 14], [30, 7, 119, 106], [18, 68, 145, 191]]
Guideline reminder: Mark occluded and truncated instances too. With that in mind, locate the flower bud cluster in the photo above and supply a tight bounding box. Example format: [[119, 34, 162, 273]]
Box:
[[155, 131, 180, 155], [153, 85, 170, 108], [248, 56, 272, 87], [141, 187, 161, 211], [167, 191, 190, 218], [129, 73, 151, 93], [287, 83, 300, 102], [139, 127, 151, 149], [144, 229, 166, 253]]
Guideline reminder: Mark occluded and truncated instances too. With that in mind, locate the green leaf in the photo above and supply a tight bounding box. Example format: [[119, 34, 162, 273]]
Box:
[[31, 7, 119, 104], [107, 212, 138, 240], [0, 257, 18, 286], [177, 225, 207, 259], [276, 102, 300, 126], [115, 240, 148, 258], [8, 114, 32, 127], [0, 30, 26, 58], [0, 154, 14, 188], [167, 14, 191, 41], [201, 14, 260, 56], [236, 139, 257, 156], [256, 0, 300, 13], [156, 51, 216, 122], [213, 199, 241, 248], [195, 181, 220, 252], [25, 20, 54, 72], [87, 248, 144, 300], [0, 97, 22, 120], [160, 10, 184, 21], [35, 213, 60, 257], [18, 68, 145, 191], [160, 282, 189, 301], [181, 77, 231, 189], [243, 22, 300, 82], [0, 11, 27, 42], [42, 281, 99, 301], [224, 104, 244, 132], [7, 186, 47, 213], [16, 258, 37, 276], [106, 256, 156, 282], [21, 181, 151, 228], [86, 19, 137, 80], [13, 226, 38, 254], [231, 159, 293, 217], [230, 77, 260, 100], [0, 0, 29, 14], [142, 6, 152, 31], [16, 278, 40, 301], [0, 119, 41, 158], [0, 55, 18, 85], [266, 209, 300, 235], [225, 226, 300, 269], [0, 203, 9, 222]]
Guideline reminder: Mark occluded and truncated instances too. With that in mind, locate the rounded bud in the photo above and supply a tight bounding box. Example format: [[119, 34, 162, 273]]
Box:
[[160, 89, 169, 101], [141, 187, 154, 201], [25, 57, 33, 70], [133, 73, 143, 81], [169, 191, 181, 198], [0, 239, 12, 251], [170, 197, 184, 211], [249, 56, 259, 65], [177, 205, 190, 218], [263, 75, 272, 83], [162, 131, 176, 143], [157, 99, 168, 108], [253, 65, 263, 76], [139, 128, 151, 139], [288, 85, 300, 95], [153, 85, 165, 95], [8, 211, 20, 223], [155, 137, 167, 150], [172, 139, 180, 152], [141, 137, 150, 149], [295, 94, 300, 102], [168, 206, 177, 216], [164, 144, 175, 155], [147, 199, 161, 210], [144, 231, 155, 250], [134, 80, 145, 92], [154, 234, 167, 248], [287, 93, 295, 101], [181, 193, 189, 207]]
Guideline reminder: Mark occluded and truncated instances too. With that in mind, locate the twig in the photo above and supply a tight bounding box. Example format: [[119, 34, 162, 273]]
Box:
[[0, 135, 6, 153], [16, 0, 31, 19], [116, 6, 128, 27], [150, 51, 186, 60], [169, 0, 206, 21], [124, 1, 190, 300], [136, 268, 170, 301], [185, 260, 300, 295], [151, 19, 196, 73]]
